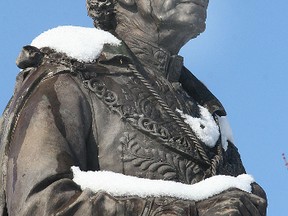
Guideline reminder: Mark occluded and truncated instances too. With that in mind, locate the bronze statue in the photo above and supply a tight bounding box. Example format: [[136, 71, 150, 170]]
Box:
[[0, 0, 267, 215]]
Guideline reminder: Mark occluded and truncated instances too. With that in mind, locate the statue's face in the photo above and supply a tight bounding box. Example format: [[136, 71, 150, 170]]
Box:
[[137, 0, 209, 34]]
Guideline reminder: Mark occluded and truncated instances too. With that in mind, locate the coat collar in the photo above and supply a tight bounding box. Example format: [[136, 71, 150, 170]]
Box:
[[97, 42, 226, 116]]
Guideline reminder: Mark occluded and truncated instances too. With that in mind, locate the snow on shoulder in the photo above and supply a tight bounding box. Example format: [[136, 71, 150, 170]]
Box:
[[31, 26, 121, 62], [72, 167, 254, 201]]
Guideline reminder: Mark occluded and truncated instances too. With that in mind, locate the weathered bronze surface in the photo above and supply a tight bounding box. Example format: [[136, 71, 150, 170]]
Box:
[[0, 0, 267, 215]]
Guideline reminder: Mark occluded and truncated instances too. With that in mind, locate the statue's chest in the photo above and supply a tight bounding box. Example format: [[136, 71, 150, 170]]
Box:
[[82, 70, 220, 183], [86, 71, 216, 150], [121, 74, 201, 121]]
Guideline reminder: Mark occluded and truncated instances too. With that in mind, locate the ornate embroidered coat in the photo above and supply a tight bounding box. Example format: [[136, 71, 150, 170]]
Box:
[[0, 43, 266, 215]]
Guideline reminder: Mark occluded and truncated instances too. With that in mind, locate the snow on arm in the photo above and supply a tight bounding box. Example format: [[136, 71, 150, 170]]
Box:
[[72, 167, 254, 202], [31, 26, 121, 63]]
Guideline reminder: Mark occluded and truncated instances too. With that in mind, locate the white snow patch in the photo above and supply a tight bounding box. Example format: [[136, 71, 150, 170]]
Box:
[[31, 26, 121, 62], [177, 105, 220, 148], [72, 167, 254, 201], [217, 115, 234, 151]]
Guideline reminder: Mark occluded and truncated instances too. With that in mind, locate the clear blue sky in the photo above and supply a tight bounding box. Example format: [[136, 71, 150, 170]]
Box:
[[1, 1, 287, 215]]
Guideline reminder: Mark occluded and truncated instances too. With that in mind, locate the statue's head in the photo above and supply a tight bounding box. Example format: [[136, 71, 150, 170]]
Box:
[[87, 0, 209, 53], [86, 0, 117, 31], [87, 0, 209, 32]]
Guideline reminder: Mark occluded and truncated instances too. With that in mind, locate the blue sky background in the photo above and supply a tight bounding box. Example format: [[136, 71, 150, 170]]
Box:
[[0, 1, 287, 215]]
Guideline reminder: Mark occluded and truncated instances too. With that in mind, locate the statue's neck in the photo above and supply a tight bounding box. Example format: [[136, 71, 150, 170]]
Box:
[[118, 33, 183, 82], [127, 35, 170, 76], [113, 10, 188, 80]]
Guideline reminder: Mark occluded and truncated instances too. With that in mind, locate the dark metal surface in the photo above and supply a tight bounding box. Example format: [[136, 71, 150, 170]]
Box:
[[0, 0, 267, 215]]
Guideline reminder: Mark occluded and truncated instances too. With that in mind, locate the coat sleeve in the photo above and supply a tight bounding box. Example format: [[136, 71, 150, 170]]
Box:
[[5, 73, 151, 216]]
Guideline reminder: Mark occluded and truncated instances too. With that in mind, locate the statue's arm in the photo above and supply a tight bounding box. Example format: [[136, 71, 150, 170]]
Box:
[[5, 73, 149, 215], [221, 141, 267, 200], [201, 141, 267, 216], [196, 187, 267, 216]]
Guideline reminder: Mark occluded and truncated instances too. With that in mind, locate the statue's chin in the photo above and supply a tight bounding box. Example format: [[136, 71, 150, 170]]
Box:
[[170, 11, 207, 35], [196, 22, 206, 35], [179, 21, 206, 41]]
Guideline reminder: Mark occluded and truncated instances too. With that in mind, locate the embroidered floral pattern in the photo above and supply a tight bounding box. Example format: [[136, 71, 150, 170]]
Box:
[[120, 132, 205, 184]]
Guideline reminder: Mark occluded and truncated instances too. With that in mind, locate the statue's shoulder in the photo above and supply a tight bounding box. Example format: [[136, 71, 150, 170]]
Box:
[[29, 25, 121, 63], [14, 25, 126, 93], [180, 67, 226, 116], [16, 25, 122, 69]]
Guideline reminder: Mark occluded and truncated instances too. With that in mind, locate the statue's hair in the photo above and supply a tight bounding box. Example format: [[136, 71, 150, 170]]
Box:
[[86, 0, 117, 31]]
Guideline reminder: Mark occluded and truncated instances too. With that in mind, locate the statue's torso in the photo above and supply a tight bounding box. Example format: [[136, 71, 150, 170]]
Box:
[[76, 58, 239, 185], [1, 46, 245, 197], [81, 69, 207, 184]]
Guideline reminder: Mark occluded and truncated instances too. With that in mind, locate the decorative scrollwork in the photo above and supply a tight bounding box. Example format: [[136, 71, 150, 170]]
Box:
[[138, 117, 170, 141], [83, 75, 207, 164], [84, 78, 118, 106]]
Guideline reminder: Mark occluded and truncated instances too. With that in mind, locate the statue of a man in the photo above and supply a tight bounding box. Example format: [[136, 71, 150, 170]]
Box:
[[0, 0, 267, 215]]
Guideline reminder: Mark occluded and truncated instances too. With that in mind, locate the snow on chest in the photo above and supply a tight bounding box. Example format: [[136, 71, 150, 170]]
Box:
[[31, 25, 121, 62], [177, 105, 220, 148]]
